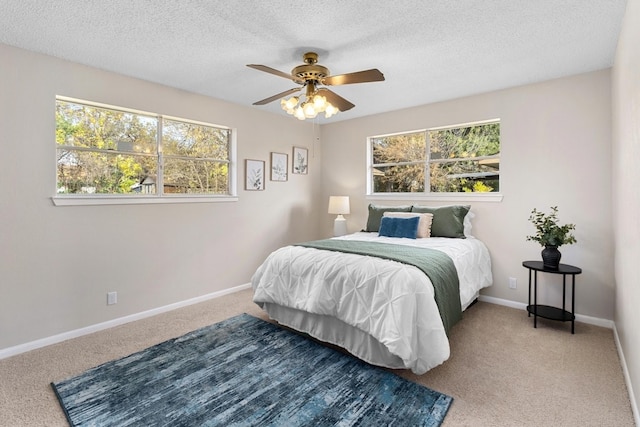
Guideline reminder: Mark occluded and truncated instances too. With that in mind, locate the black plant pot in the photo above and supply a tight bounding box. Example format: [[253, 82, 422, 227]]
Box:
[[541, 245, 561, 269]]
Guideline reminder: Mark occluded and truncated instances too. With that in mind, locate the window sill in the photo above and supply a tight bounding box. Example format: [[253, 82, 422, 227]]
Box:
[[52, 195, 239, 206], [366, 193, 503, 203]]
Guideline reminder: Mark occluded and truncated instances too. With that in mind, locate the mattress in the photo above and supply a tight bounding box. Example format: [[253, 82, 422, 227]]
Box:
[[252, 232, 492, 374]]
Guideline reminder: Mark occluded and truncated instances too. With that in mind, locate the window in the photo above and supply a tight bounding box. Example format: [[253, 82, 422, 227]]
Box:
[[368, 120, 500, 195], [55, 97, 235, 204]]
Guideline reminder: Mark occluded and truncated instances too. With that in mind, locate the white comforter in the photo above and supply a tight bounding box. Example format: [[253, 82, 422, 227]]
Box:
[[251, 232, 492, 374]]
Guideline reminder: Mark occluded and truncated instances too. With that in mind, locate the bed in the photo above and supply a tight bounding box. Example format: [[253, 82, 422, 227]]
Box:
[[251, 204, 493, 375]]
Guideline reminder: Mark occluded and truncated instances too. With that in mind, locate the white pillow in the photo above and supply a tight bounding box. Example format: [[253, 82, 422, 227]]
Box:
[[463, 211, 475, 237], [383, 212, 433, 238]]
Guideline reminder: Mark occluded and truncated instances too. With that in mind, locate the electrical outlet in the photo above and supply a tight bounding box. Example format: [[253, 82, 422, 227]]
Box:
[[107, 291, 117, 305], [508, 277, 517, 289]]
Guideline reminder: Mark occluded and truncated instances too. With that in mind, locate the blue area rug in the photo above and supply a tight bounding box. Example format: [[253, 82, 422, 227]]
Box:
[[52, 314, 453, 426]]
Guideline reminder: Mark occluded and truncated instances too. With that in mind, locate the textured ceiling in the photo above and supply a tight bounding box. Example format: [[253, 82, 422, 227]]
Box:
[[0, 0, 628, 122]]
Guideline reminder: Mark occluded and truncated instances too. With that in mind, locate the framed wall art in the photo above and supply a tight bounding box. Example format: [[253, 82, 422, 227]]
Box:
[[270, 152, 288, 182], [245, 159, 265, 191], [292, 146, 308, 175]]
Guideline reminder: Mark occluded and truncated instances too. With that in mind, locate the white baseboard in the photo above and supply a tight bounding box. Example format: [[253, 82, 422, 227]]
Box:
[[613, 324, 640, 426], [477, 295, 615, 329], [0, 283, 252, 361]]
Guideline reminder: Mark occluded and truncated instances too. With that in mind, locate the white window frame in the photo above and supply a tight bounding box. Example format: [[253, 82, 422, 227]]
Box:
[[366, 120, 503, 202], [52, 96, 237, 206]]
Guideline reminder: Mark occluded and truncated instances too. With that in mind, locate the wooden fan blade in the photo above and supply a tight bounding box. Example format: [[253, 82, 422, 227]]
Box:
[[253, 88, 302, 106], [316, 88, 355, 112], [322, 69, 385, 86], [247, 64, 305, 84]]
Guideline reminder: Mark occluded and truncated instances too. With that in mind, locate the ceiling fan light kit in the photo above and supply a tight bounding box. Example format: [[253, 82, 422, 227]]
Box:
[[248, 52, 384, 120], [281, 82, 339, 120]]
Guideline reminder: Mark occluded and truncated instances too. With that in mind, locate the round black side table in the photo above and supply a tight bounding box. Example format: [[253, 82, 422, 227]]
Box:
[[522, 261, 582, 334]]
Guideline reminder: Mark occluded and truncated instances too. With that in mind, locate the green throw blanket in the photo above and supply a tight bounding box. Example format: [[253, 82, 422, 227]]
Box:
[[296, 239, 462, 334]]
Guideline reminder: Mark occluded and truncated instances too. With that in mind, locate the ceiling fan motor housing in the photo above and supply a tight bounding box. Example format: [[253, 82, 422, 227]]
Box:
[[292, 51, 329, 82], [292, 63, 329, 82]]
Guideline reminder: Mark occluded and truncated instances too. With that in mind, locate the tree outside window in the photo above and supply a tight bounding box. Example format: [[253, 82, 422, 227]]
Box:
[[56, 99, 232, 196], [369, 121, 500, 194]]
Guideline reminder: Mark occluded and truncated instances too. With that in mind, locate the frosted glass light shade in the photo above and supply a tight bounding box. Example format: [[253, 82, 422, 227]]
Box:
[[280, 92, 338, 120]]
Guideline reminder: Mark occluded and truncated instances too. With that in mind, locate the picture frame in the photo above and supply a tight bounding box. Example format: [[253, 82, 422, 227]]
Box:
[[270, 152, 288, 182], [245, 159, 265, 191], [292, 146, 308, 175]]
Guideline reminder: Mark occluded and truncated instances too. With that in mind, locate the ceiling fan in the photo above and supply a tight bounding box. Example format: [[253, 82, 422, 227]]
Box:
[[247, 52, 385, 119]]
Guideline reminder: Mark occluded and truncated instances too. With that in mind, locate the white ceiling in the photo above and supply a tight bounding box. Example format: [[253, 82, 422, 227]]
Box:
[[0, 0, 628, 122]]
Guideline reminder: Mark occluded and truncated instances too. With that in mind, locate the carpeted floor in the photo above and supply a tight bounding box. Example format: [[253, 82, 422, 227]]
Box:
[[0, 288, 635, 426]]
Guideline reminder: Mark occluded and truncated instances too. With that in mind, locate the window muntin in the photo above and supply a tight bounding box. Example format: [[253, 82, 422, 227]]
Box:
[[369, 121, 500, 194], [55, 98, 233, 198]]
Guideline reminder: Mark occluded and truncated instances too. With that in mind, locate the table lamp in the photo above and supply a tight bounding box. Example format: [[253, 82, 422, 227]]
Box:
[[328, 196, 350, 236]]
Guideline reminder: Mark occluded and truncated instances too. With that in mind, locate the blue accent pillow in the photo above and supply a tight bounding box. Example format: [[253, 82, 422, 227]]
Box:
[[378, 216, 420, 239]]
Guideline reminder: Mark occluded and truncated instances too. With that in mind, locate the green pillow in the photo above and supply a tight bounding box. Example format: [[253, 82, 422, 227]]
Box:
[[365, 204, 412, 232], [411, 205, 470, 238]]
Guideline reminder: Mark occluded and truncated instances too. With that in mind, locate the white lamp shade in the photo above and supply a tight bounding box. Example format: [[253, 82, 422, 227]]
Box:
[[328, 196, 350, 215]]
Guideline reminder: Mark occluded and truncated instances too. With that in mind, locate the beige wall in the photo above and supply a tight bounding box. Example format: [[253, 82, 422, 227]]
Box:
[[320, 70, 614, 320], [612, 0, 640, 420], [0, 43, 323, 350]]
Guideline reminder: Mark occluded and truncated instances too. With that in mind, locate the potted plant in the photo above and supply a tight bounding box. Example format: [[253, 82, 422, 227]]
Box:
[[526, 206, 576, 269]]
